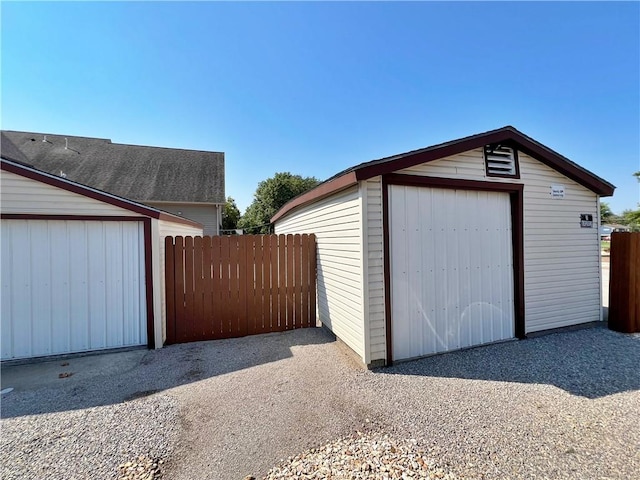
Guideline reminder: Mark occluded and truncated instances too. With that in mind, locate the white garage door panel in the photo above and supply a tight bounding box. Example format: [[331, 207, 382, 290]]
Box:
[[390, 186, 515, 361], [1, 220, 147, 360]]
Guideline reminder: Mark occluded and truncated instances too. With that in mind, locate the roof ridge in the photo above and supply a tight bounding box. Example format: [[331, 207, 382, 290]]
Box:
[[2, 130, 112, 143], [2, 130, 223, 154]]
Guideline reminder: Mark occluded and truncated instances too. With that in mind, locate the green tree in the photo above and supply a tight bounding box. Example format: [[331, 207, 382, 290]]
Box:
[[221, 197, 241, 231], [239, 172, 320, 234], [622, 209, 640, 232], [600, 201, 614, 224], [624, 171, 640, 231]]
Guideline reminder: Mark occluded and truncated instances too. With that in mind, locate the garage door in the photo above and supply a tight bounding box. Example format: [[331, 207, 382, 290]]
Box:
[[389, 186, 515, 360], [1, 219, 147, 360]]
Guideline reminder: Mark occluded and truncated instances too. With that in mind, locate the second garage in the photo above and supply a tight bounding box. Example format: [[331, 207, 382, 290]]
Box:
[[272, 126, 614, 367]]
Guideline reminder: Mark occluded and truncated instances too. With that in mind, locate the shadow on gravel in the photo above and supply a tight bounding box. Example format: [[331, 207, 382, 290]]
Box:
[[376, 327, 640, 399], [1, 327, 334, 418]]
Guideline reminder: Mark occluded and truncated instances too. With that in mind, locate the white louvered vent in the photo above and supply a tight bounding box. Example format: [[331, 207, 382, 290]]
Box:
[[485, 145, 518, 177]]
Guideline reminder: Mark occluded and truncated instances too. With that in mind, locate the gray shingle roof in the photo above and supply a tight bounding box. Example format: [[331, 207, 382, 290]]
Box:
[[0, 132, 31, 164], [1, 130, 225, 204]]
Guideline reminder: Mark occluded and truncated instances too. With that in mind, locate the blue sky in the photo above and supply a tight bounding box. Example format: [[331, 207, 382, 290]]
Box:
[[2, 1, 639, 214]]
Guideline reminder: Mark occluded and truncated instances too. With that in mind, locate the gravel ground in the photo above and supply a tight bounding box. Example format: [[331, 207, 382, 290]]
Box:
[[263, 432, 458, 479], [1, 393, 178, 480], [2, 326, 639, 480]]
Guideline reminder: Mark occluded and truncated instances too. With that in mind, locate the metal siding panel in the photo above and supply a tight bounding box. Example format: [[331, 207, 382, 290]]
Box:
[[390, 186, 515, 361], [50, 222, 72, 354], [9, 222, 32, 358], [68, 222, 90, 352], [29, 221, 53, 356], [87, 223, 107, 349], [1, 219, 147, 360], [1, 224, 13, 359], [105, 222, 124, 347], [389, 186, 408, 359]]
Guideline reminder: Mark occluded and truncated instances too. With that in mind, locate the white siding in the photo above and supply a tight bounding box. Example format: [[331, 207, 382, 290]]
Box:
[[148, 202, 220, 236], [363, 178, 386, 362], [1, 219, 147, 360], [393, 149, 601, 333], [389, 187, 514, 360], [274, 187, 365, 361], [0, 170, 141, 216], [157, 219, 204, 343]]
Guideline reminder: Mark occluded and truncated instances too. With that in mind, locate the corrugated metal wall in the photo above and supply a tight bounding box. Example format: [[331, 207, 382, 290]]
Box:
[[1, 219, 147, 360], [389, 186, 515, 360]]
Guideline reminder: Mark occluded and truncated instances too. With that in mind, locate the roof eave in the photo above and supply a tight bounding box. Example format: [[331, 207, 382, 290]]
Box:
[[270, 171, 358, 223], [271, 126, 615, 223], [355, 126, 615, 196]]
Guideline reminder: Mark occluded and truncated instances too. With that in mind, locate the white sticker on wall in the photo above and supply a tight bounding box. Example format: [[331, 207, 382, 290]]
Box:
[[551, 185, 565, 199]]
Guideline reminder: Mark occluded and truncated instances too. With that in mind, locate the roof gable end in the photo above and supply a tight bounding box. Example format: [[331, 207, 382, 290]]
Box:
[[272, 126, 615, 223], [353, 126, 614, 196]]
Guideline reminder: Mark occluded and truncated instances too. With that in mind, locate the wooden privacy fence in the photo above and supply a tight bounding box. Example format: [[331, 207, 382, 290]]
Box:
[[609, 232, 640, 333], [165, 234, 317, 345]]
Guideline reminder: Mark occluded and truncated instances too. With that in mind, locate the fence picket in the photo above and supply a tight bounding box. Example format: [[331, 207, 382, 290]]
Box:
[[165, 236, 176, 344], [164, 234, 316, 344], [174, 237, 185, 342], [278, 235, 287, 330], [269, 235, 278, 331]]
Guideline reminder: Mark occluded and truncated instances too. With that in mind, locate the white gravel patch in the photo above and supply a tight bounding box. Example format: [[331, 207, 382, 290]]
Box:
[[263, 432, 458, 479]]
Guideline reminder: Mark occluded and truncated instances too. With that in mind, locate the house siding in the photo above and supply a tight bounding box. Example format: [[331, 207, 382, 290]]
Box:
[[147, 202, 220, 236], [1, 170, 140, 216], [391, 149, 601, 334], [274, 186, 365, 361], [363, 178, 387, 362]]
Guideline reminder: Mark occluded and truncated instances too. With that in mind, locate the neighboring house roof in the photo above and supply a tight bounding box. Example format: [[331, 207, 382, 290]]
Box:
[[272, 126, 615, 222], [0, 132, 30, 164], [1, 130, 225, 204], [0, 158, 203, 228]]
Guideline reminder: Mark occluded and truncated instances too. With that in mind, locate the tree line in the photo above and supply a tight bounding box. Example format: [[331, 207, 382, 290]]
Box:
[[224, 171, 640, 234], [600, 171, 640, 232], [221, 172, 320, 234]]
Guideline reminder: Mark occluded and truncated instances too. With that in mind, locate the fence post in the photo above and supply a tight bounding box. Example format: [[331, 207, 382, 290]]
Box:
[[609, 232, 640, 333]]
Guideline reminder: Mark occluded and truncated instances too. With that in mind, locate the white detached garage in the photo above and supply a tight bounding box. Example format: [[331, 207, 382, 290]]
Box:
[[272, 126, 615, 367], [0, 158, 203, 361]]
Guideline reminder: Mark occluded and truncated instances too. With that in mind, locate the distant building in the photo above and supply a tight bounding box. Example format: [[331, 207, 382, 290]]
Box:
[[1, 130, 225, 235]]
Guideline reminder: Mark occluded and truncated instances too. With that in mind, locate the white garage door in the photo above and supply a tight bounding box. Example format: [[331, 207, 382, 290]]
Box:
[[389, 186, 515, 361], [1, 219, 147, 360]]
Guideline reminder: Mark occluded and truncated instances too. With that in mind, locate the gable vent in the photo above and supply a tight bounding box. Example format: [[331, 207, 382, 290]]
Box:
[[484, 144, 518, 177]]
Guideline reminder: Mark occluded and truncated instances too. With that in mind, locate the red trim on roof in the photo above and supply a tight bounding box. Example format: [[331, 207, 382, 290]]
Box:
[[272, 126, 615, 222], [1, 159, 203, 229]]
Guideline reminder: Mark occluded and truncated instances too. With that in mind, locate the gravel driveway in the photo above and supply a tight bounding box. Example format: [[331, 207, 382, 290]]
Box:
[[2, 326, 639, 479]]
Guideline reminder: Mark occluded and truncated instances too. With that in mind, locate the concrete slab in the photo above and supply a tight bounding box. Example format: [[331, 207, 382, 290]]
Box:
[[1, 349, 148, 393]]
